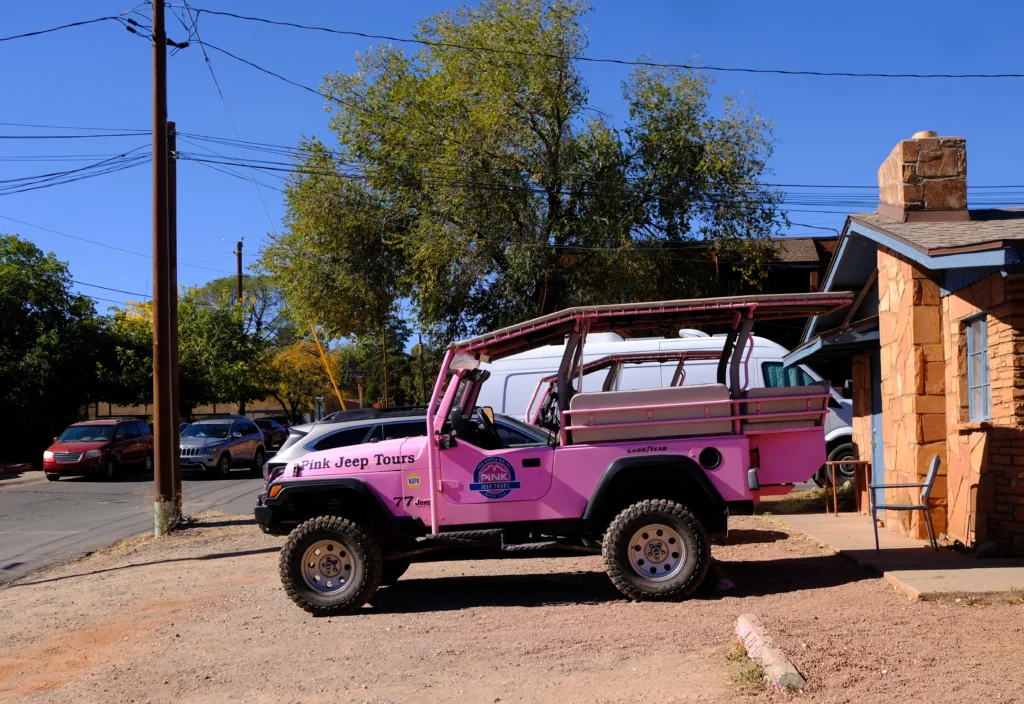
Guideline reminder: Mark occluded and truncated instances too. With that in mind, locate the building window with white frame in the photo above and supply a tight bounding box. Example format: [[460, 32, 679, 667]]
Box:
[[967, 316, 991, 422]]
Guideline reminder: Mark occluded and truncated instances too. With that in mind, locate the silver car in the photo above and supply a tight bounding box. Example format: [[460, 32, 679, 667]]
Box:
[[264, 409, 551, 482], [180, 417, 266, 478]]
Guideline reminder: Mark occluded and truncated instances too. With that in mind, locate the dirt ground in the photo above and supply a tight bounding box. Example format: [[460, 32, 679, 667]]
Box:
[[1, 515, 1022, 704]]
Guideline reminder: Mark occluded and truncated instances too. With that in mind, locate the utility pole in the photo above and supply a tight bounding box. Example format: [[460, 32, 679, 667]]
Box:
[[235, 240, 244, 303], [236, 240, 245, 415], [168, 121, 181, 520], [151, 0, 175, 537]]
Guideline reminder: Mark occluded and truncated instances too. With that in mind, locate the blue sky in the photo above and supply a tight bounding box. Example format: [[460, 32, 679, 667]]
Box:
[[3, 0, 1024, 312]]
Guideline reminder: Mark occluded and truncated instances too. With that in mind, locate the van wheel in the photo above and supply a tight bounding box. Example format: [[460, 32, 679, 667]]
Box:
[[103, 458, 119, 481], [280, 516, 383, 615], [603, 499, 709, 601], [826, 443, 856, 484]]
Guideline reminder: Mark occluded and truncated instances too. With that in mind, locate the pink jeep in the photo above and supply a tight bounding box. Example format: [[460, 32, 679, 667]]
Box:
[[256, 293, 851, 615]]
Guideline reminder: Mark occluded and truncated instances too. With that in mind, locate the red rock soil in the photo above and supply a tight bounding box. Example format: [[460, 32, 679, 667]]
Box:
[[0, 515, 1022, 704]]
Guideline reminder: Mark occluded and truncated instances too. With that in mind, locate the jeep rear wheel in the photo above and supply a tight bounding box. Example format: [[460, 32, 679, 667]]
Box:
[[280, 516, 382, 616], [602, 499, 710, 601]]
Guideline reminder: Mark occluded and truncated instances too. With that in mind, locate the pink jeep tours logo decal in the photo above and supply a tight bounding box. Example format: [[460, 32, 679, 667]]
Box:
[[469, 456, 521, 499]]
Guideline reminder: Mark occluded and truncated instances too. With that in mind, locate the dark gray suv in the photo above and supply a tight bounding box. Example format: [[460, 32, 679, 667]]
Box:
[[180, 417, 266, 478]]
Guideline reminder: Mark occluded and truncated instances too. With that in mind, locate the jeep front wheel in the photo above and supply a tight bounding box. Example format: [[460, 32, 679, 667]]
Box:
[[602, 499, 710, 601], [280, 516, 383, 616]]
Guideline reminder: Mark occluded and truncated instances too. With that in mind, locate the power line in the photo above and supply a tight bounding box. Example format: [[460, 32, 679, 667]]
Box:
[[0, 214, 239, 273], [0, 133, 148, 139], [69, 279, 151, 298], [0, 16, 126, 44], [0, 121, 148, 132], [0, 214, 150, 257], [181, 6, 1024, 80], [181, 0, 279, 235]]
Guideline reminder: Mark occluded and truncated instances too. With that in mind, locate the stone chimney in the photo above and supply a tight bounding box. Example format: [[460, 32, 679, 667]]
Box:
[[877, 130, 968, 222]]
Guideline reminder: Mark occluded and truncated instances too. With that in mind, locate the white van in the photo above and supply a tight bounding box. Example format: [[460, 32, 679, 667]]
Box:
[[477, 330, 854, 482]]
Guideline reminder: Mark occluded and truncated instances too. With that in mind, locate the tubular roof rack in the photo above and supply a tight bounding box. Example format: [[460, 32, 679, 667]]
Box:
[[450, 292, 853, 362]]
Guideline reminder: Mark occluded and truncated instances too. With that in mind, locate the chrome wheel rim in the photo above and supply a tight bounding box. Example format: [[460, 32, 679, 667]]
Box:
[[300, 539, 356, 594], [628, 523, 686, 581]]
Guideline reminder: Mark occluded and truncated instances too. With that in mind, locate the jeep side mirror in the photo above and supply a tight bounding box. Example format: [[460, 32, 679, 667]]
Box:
[[439, 435, 457, 450], [53, 436, 58, 444], [115, 434, 126, 442], [481, 406, 495, 423], [232, 431, 242, 438]]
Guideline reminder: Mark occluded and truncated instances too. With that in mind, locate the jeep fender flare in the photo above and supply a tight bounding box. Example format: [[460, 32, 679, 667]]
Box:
[[264, 477, 421, 537], [582, 455, 729, 534]]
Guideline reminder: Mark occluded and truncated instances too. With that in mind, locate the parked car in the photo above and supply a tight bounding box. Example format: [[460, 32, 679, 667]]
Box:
[[255, 418, 288, 450], [43, 418, 153, 481], [263, 408, 549, 483], [179, 417, 266, 479]]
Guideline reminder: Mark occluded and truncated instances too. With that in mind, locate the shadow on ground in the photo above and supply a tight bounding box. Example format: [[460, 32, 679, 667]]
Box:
[[10, 546, 280, 587]]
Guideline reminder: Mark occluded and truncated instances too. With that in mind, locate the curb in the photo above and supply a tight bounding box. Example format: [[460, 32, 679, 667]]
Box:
[[735, 613, 806, 691], [0, 463, 33, 475]]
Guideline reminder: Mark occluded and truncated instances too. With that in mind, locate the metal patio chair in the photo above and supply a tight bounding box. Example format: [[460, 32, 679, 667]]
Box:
[[868, 455, 941, 552]]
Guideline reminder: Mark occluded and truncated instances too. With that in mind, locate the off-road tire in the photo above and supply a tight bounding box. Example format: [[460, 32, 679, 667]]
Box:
[[280, 516, 383, 616], [602, 499, 710, 601], [381, 558, 411, 586]]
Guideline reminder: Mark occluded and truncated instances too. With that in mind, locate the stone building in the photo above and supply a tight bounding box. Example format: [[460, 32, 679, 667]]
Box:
[[786, 131, 1024, 552]]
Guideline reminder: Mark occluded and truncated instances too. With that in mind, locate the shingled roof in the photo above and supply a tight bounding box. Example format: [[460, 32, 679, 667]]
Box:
[[770, 237, 832, 264], [851, 209, 1024, 255]]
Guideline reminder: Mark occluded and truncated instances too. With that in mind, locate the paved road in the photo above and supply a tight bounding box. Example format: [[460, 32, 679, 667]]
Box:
[[0, 468, 264, 584]]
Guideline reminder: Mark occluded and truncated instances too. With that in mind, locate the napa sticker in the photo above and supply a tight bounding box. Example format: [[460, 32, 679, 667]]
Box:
[[469, 456, 521, 500], [407, 473, 421, 488]]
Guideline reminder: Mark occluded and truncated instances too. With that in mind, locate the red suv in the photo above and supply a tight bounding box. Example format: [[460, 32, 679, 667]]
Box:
[[43, 419, 154, 481]]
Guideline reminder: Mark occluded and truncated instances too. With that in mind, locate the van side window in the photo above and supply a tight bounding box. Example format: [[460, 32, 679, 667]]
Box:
[[762, 362, 815, 387]]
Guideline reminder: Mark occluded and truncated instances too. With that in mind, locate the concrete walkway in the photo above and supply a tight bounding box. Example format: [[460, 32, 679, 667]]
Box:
[[778, 513, 1024, 601]]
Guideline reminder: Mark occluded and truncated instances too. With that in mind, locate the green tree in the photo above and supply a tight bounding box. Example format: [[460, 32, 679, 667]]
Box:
[[0, 235, 104, 463], [333, 316, 417, 407], [99, 289, 274, 418], [192, 273, 297, 346], [265, 0, 783, 343], [262, 145, 410, 404], [269, 340, 333, 423]]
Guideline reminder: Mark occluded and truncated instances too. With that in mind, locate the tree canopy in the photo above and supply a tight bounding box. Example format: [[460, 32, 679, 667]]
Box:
[[0, 235, 104, 463], [262, 0, 784, 342]]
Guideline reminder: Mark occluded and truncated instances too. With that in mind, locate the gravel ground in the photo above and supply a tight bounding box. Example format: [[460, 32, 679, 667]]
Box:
[[0, 515, 1022, 703]]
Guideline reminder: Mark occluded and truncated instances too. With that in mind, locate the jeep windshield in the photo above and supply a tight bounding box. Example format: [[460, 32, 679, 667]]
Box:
[[181, 423, 231, 439]]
